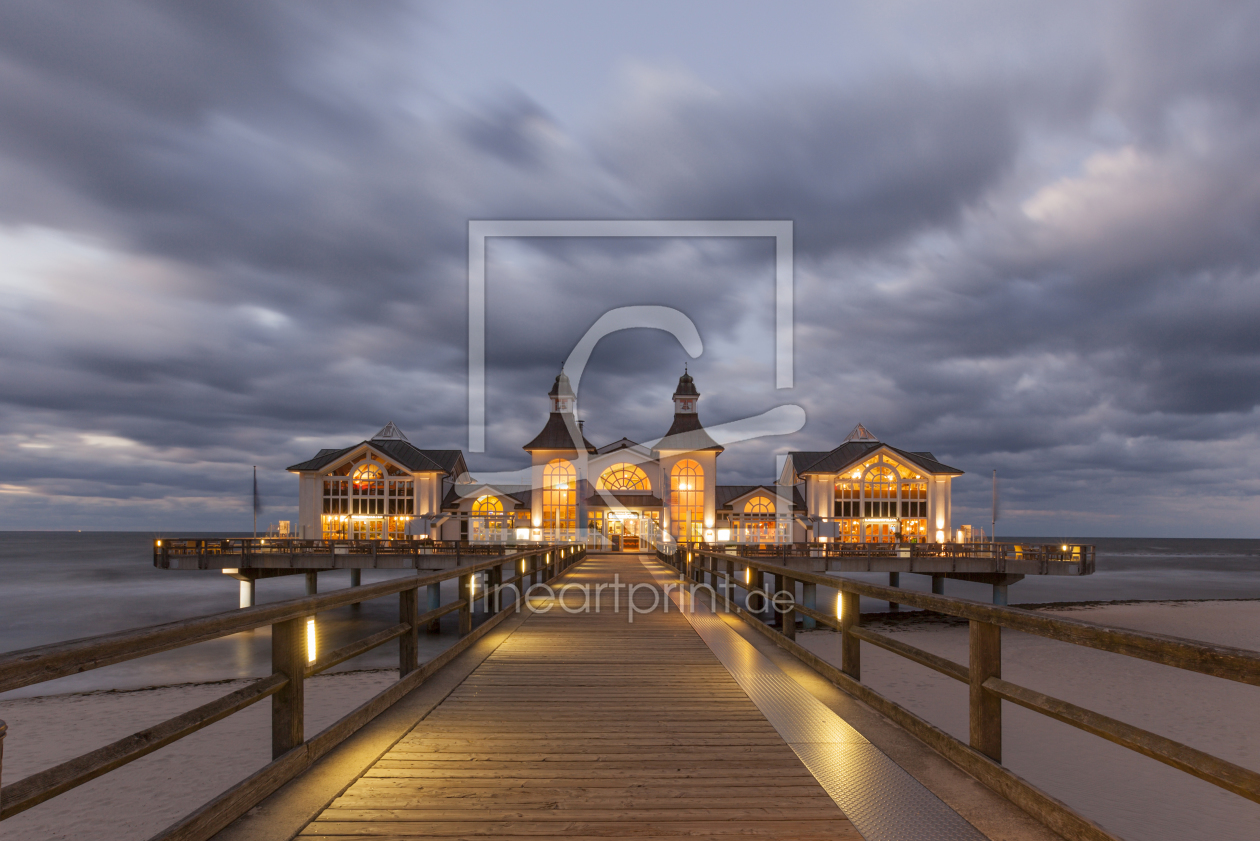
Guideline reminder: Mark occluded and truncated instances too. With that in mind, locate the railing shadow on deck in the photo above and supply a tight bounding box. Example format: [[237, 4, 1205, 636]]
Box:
[[659, 546, 1260, 841], [0, 544, 586, 840]]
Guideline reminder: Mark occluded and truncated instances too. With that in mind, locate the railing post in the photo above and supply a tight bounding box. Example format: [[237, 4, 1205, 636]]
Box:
[[458, 572, 473, 635], [840, 590, 861, 680], [725, 559, 735, 608], [399, 585, 418, 677], [489, 564, 502, 612], [426, 582, 441, 633], [1, 717, 7, 797], [271, 618, 305, 759], [780, 575, 796, 641], [969, 619, 1002, 762]]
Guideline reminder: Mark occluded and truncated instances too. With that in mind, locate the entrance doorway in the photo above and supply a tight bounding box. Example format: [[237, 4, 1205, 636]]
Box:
[[606, 512, 646, 552]]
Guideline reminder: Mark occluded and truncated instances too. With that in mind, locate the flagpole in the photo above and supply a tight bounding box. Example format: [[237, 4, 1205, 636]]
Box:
[[991, 469, 997, 546], [253, 466, 258, 538]]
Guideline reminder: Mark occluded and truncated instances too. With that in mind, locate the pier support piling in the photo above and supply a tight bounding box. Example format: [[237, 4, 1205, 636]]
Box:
[[931, 574, 945, 595], [305, 571, 318, 596], [993, 583, 1009, 606], [239, 578, 255, 609], [888, 572, 900, 611]]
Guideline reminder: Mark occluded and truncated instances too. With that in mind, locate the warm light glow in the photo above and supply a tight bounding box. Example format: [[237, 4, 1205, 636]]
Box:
[[836, 592, 843, 620], [156, 540, 162, 547], [852, 471, 860, 479], [717, 528, 731, 542], [306, 617, 317, 663], [470, 575, 476, 595], [1062, 544, 1068, 551], [745, 567, 751, 584], [704, 529, 715, 541], [935, 530, 945, 542], [515, 527, 530, 540], [221, 568, 238, 575]]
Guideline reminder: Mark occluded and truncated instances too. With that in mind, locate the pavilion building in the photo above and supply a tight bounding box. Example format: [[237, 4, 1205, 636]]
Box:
[[287, 372, 961, 548]]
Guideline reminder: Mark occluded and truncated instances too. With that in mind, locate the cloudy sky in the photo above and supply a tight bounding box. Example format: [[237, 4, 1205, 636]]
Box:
[[1, 0, 1258, 536]]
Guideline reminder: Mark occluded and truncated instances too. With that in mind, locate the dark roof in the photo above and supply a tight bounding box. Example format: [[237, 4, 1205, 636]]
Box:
[[596, 437, 644, 454], [656, 411, 724, 453], [716, 485, 805, 511], [548, 370, 575, 397], [673, 370, 698, 397], [287, 440, 466, 475], [789, 442, 963, 477], [522, 412, 598, 453], [585, 492, 664, 508], [442, 485, 531, 510]]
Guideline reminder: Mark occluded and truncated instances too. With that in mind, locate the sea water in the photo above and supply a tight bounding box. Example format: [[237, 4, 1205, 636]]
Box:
[[1, 532, 1258, 698]]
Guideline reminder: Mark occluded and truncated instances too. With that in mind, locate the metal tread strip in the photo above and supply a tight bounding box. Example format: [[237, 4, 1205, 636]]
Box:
[[643, 559, 988, 841]]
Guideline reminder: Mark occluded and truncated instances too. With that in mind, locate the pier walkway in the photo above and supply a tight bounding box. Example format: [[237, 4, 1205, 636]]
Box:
[[295, 555, 989, 840]]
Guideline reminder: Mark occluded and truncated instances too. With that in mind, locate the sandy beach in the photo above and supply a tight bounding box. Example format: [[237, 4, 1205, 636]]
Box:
[[800, 599, 1260, 841]]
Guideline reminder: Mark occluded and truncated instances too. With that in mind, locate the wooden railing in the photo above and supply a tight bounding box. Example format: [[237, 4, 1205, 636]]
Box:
[[659, 546, 1260, 841], [0, 544, 586, 840], [709, 540, 1095, 569], [155, 537, 523, 563]]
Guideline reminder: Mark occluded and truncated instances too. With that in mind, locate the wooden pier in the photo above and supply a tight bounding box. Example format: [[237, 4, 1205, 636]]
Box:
[[2, 548, 1258, 841]]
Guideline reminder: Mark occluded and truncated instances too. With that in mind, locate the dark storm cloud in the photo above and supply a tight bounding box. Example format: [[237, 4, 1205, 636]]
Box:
[[0, 0, 1257, 534]]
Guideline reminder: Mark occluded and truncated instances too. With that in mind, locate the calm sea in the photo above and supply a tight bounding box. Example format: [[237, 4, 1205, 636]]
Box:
[[1, 532, 1258, 698]]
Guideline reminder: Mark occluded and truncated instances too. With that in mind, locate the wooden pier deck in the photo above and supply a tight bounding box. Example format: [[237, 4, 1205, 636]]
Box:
[[300, 555, 863, 839]]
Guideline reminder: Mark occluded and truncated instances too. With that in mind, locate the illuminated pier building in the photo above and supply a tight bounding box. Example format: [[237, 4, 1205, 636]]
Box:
[[287, 372, 962, 548]]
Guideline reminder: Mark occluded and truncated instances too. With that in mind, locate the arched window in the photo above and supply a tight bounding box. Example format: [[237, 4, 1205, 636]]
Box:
[[744, 496, 774, 515], [471, 495, 504, 542], [597, 463, 650, 492], [542, 459, 576, 538], [670, 459, 704, 541], [352, 463, 385, 516], [863, 465, 897, 519], [472, 495, 503, 515]]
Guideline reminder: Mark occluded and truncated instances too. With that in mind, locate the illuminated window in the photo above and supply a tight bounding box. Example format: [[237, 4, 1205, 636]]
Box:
[[471, 495, 504, 542], [863, 466, 897, 518], [745, 496, 773, 515], [352, 464, 385, 516], [542, 459, 576, 537], [900, 481, 927, 518], [597, 463, 651, 491], [670, 459, 704, 541], [834, 480, 858, 518]]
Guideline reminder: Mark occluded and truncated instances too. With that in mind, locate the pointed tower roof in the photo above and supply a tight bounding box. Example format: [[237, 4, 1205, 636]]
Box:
[[372, 421, 410, 442], [524, 371, 596, 453], [844, 423, 879, 443], [656, 370, 723, 453]]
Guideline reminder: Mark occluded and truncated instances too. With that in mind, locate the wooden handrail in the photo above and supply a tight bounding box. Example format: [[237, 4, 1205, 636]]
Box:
[[662, 546, 1260, 835], [0, 674, 287, 820], [0, 543, 587, 837], [0, 548, 552, 695]]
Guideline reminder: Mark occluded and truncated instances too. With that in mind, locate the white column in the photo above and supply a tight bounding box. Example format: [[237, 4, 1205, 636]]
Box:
[[239, 578, 255, 609]]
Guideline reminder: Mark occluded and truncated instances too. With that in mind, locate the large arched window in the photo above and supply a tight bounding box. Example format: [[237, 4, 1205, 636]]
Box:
[[352, 463, 385, 516], [863, 465, 897, 519], [597, 463, 650, 492], [542, 459, 576, 537], [670, 459, 704, 541]]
